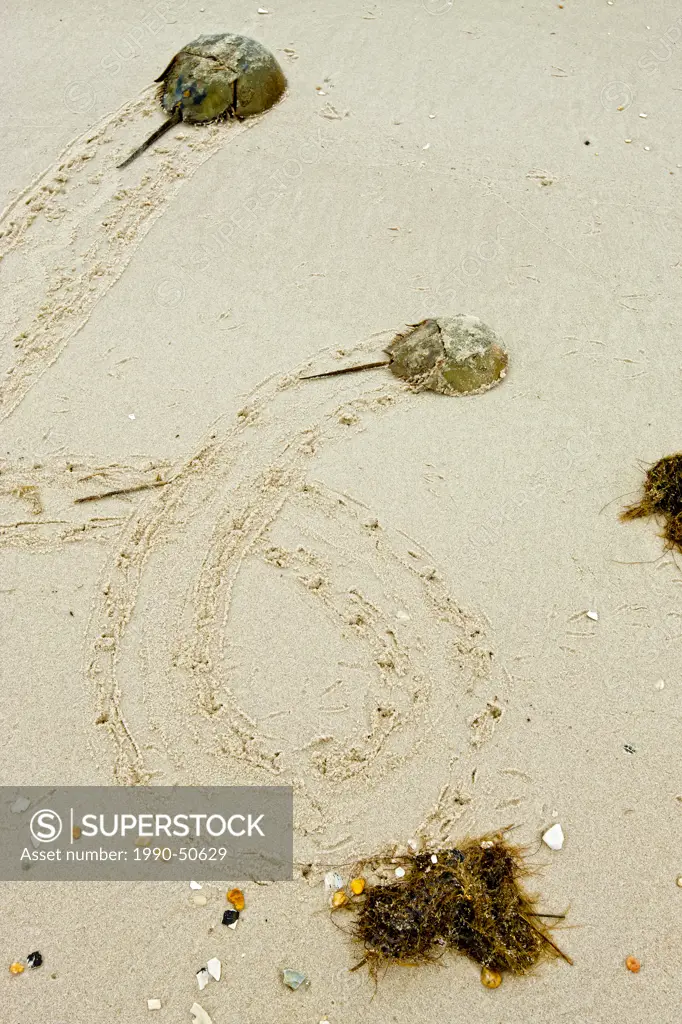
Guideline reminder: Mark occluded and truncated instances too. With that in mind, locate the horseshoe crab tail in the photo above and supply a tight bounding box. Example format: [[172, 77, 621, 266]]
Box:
[[301, 360, 392, 380], [117, 109, 182, 169]]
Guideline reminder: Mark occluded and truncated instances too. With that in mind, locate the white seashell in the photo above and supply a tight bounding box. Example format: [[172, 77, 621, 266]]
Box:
[[542, 823, 565, 851], [324, 871, 344, 892], [206, 958, 221, 982]]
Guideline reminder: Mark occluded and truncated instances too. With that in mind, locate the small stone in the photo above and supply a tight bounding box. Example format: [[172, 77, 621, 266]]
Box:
[[72, 825, 81, 840], [206, 958, 221, 982], [639, 113, 648, 118], [227, 887, 245, 911], [542, 823, 565, 850], [480, 840, 494, 849], [350, 877, 366, 895], [481, 966, 502, 988], [10, 797, 30, 813], [644, 146, 651, 151], [625, 138, 632, 143], [395, 866, 406, 878], [654, 679, 665, 691], [193, 894, 208, 906], [625, 956, 641, 973], [282, 968, 307, 990], [9, 962, 25, 975], [27, 951, 43, 969], [430, 854, 438, 864], [222, 909, 239, 927], [676, 875, 682, 888], [147, 998, 162, 1010], [196, 967, 210, 991], [331, 890, 348, 908], [324, 871, 344, 892]]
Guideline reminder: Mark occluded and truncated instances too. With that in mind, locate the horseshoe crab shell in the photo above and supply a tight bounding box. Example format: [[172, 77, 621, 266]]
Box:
[[119, 33, 286, 168], [302, 315, 509, 396], [386, 315, 508, 395]]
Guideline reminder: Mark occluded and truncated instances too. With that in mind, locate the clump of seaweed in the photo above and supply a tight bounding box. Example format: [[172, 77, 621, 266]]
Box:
[[345, 832, 571, 981], [620, 453, 682, 553]]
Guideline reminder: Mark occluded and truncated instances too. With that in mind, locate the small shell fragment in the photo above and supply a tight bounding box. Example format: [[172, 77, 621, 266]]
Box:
[[481, 966, 502, 988], [222, 909, 239, 928], [26, 951, 42, 969], [193, 894, 208, 906], [147, 998, 162, 1010], [324, 871, 344, 892], [395, 866, 406, 878], [9, 962, 25, 975], [206, 958, 221, 982], [190, 880, 202, 890], [542, 823, 565, 851], [331, 890, 348, 908], [196, 967, 210, 991], [282, 968, 308, 990], [227, 887, 245, 911], [350, 877, 366, 895], [586, 609, 599, 621], [625, 956, 641, 973], [190, 1003, 214, 1024]]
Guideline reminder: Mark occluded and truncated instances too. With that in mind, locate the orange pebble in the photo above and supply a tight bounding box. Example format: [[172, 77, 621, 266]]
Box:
[[72, 825, 81, 840], [227, 888, 245, 911], [331, 890, 348, 908], [625, 956, 641, 973], [9, 963, 25, 975], [480, 966, 502, 988], [350, 877, 366, 895]]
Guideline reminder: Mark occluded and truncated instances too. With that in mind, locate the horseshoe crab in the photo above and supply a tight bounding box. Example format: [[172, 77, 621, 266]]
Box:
[[118, 33, 286, 168], [303, 315, 509, 396]]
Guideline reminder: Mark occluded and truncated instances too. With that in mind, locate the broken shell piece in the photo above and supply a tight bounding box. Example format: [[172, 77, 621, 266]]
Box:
[[147, 998, 162, 1010], [227, 887, 245, 910], [350, 877, 366, 895], [542, 824, 565, 851], [625, 956, 641, 973], [282, 968, 308, 990], [386, 315, 508, 396], [331, 890, 348, 908], [193, 894, 208, 906], [190, 880, 202, 890], [222, 909, 239, 928], [190, 1003, 214, 1024], [324, 871, 344, 892], [206, 958, 221, 982], [26, 951, 42, 969], [481, 966, 502, 988], [196, 967, 210, 991], [586, 610, 599, 621]]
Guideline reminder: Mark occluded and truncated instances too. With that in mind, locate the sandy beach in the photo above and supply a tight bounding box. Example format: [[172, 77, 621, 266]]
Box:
[[2, 1, 681, 1021]]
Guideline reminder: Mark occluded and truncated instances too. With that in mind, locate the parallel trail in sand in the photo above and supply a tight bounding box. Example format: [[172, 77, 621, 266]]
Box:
[[0, 89, 257, 421]]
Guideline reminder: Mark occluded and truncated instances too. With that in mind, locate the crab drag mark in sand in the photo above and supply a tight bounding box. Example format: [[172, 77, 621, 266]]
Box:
[[0, 35, 284, 423], [83, 337, 501, 854]]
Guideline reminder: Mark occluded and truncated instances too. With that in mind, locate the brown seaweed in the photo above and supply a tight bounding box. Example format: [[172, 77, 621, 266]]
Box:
[[343, 832, 571, 981], [620, 453, 682, 553]]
